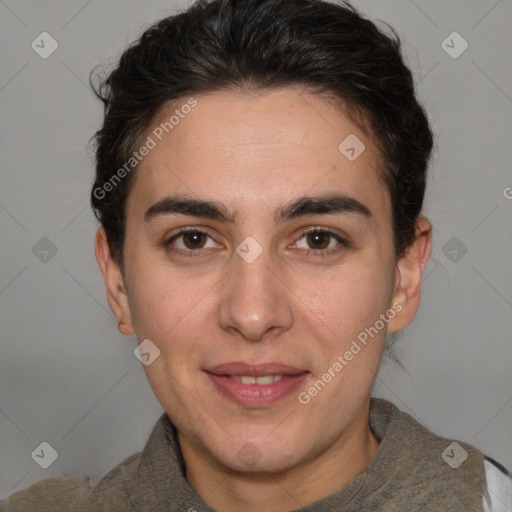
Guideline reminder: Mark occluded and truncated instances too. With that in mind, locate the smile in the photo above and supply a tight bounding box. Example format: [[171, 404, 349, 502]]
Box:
[[228, 375, 283, 385], [204, 363, 309, 407]]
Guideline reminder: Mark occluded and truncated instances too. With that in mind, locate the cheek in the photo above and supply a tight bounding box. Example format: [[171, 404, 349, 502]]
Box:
[[127, 261, 214, 352], [292, 261, 393, 345], [128, 267, 211, 404]]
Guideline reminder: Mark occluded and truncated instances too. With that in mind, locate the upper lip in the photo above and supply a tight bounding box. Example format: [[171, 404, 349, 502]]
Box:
[[204, 362, 307, 377]]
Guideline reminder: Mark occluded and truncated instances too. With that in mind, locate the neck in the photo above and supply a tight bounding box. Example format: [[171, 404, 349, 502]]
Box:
[[180, 405, 380, 512]]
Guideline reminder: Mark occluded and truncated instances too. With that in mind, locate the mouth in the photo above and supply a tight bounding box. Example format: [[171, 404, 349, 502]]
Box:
[[204, 362, 309, 406], [228, 375, 284, 384]]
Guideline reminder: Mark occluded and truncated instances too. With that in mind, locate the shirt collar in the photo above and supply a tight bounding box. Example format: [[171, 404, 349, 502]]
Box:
[[122, 398, 397, 511]]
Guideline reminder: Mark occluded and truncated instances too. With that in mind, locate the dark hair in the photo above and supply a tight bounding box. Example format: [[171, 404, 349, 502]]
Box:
[[90, 0, 433, 271]]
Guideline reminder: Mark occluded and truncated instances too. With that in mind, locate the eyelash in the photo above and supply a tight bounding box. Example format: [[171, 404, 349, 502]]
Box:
[[163, 226, 348, 259]]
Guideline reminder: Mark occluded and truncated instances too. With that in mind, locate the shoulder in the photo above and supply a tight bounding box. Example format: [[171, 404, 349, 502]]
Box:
[[370, 398, 509, 510], [483, 455, 512, 512], [0, 412, 173, 512], [0, 474, 95, 512], [0, 452, 141, 512]]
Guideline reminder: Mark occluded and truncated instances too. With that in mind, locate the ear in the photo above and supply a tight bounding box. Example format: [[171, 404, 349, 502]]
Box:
[[387, 217, 432, 333], [94, 227, 134, 335]]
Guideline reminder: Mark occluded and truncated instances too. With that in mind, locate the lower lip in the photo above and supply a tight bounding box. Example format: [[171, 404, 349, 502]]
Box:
[[205, 372, 308, 407]]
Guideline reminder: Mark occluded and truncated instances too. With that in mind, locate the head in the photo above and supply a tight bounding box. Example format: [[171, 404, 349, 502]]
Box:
[[91, 0, 432, 475]]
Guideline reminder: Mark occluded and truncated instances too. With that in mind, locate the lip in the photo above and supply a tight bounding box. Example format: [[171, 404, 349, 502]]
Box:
[[204, 361, 308, 407], [204, 361, 306, 377]]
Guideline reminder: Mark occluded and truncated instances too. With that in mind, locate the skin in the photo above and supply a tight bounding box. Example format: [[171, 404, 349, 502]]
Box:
[[95, 86, 431, 512]]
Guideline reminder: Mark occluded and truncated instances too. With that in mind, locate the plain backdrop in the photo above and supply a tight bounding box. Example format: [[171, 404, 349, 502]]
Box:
[[1, 0, 511, 499]]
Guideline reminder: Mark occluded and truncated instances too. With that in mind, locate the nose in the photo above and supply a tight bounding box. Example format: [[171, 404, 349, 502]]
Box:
[[217, 241, 294, 342]]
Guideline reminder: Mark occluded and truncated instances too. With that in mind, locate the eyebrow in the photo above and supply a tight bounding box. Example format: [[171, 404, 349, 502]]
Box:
[[143, 193, 372, 225]]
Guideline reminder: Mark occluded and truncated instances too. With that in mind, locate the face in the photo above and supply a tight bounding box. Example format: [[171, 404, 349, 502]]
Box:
[[96, 86, 431, 474]]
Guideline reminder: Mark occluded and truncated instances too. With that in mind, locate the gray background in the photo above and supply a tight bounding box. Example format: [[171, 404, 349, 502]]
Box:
[[1, 0, 511, 499]]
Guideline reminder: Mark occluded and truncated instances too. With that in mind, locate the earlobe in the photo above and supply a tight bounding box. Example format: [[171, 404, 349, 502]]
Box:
[[117, 319, 132, 336], [94, 227, 134, 335], [387, 217, 432, 333]]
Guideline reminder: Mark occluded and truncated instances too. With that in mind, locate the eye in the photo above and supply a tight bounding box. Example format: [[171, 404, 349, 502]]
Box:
[[164, 227, 219, 257], [163, 226, 347, 259], [292, 228, 347, 258]]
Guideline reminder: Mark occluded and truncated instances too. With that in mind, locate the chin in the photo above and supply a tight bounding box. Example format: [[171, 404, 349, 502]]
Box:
[[214, 437, 306, 474]]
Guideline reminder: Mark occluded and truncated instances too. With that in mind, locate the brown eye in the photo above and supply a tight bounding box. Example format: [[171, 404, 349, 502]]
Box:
[[293, 228, 347, 258], [181, 231, 208, 249], [164, 228, 219, 257], [305, 231, 331, 250]]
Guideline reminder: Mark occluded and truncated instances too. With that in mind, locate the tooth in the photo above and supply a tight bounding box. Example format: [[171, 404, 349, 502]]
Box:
[[255, 375, 274, 385], [229, 375, 284, 385]]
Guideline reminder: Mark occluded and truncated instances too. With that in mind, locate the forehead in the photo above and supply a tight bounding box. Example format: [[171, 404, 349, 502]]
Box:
[[127, 86, 391, 228]]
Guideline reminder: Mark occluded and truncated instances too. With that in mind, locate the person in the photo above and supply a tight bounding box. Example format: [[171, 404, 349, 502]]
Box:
[[1, 0, 511, 510]]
